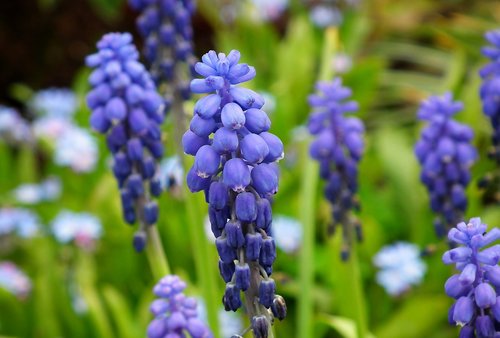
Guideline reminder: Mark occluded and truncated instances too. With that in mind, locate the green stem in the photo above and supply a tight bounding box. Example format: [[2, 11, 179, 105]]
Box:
[[184, 186, 221, 338], [348, 241, 368, 338], [297, 139, 319, 338], [145, 226, 171, 280]]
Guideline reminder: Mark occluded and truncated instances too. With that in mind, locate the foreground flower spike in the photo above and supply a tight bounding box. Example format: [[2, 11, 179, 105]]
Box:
[[184, 50, 286, 336], [148, 275, 213, 338], [307, 78, 364, 260], [480, 29, 500, 163], [443, 218, 500, 336], [129, 0, 196, 106], [373, 242, 426, 296], [415, 93, 477, 237], [85, 32, 165, 251]]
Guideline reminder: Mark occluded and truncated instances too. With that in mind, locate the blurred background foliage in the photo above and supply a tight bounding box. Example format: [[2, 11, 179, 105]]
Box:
[[0, 0, 499, 337]]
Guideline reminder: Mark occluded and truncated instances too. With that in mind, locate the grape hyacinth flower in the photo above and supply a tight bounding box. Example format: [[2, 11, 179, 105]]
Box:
[[0, 262, 32, 299], [51, 210, 102, 250], [414, 93, 477, 237], [184, 50, 287, 335], [480, 29, 500, 163], [0, 208, 40, 238], [373, 242, 427, 296], [443, 218, 500, 336], [307, 77, 365, 260], [128, 0, 196, 111], [0, 105, 33, 144], [85, 32, 166, 251], [147, 275, 213, 338], [29, 88, 78, 118]]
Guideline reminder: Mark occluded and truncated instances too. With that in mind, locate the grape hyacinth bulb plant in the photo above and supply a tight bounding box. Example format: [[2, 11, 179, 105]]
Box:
[[147, 275, 213, 338], [414, 93, 477, 237], [85, 32, 166, 251], [183, 50, 287, 337], [128, 0, 196, 114], [307, 77, 365, 260], [443, 218, 500, 337]]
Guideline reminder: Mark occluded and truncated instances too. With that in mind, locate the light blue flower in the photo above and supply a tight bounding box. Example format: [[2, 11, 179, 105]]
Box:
[[51, 210, 102, 249], [310, 5, 343, 28], [332, 53, 352, 74], [33, 116, 74, 141], [30, 88, 78, 118], [54, 126, 98, 173], [272, 215, 303, 253], [0, 261, 32, 299], [0, 208, 40, 238], [11, 177, 61, 204], [373, 242, 426, 296], [0, 105, 32, 143]]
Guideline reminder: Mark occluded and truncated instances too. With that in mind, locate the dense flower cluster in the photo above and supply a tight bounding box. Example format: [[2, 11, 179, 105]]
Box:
[[147, 275, 213, 338], [443, 218, 500, 337], [85, 32, 166, 251], [0, 105, 32, 144], [0, 262, 32, 299], [479, 29, 500, 163], [415, 93, 477, 237], [373, 242, 426, 296], [11, 176, 61, 204], [0, 208, 40, 238], [51, 210, 102, 249], [129, 0, 195, 106], [307, 78, 364, 260], [54, 125, 98, 173], [183, 50, 287, 334]]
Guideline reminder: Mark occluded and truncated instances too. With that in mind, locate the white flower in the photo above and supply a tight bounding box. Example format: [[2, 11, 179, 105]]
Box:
[[373, 242, 427, 296], [0, 261, 32, 299], [54, 126, 98, 173], [11, 177, 61, 204], [33, 116, 73, 140], [51, 210, 102, 249], [310, 5, 343, 28], [30, 88, 78, 118], [250, 0, 288, 21], [272, 215, 303, 253], [0, 208, 40, 238]]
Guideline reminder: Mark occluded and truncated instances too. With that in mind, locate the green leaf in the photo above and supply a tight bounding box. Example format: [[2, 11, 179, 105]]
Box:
[[102, 286, 141, 338], [317, 314, 376, 338]]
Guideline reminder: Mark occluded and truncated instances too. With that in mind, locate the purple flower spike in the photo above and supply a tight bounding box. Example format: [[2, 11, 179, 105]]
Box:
[[307, 78, 365, 259], [86, 32, 166, 251], [444, 218, 500, 335], [415, 93, 477, 236], [148, 275, 213, 338], [184, 49, 286, 329]]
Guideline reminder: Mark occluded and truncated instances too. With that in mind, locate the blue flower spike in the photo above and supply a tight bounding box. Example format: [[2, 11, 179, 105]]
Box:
[[183, 50, 286, 335], [85, 32, 166, 251], [443, 218, 500, 337]]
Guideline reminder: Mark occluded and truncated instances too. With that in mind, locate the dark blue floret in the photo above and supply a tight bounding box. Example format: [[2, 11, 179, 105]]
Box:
[[308, 78, 365, 259], [415, 93, 477, 236], [443, 218, 500, 336], [183, 49, 286, 327], [85, 32, 166, 251]]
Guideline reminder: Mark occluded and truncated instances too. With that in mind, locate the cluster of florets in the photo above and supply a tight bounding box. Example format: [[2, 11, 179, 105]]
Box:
[[414, 93, 477, 237], [307, 78, 364, 260], [182, 50, 287, 336], [147, 275, 213, 338], [85, 32, 166, 251], [128, 0, 196, 104], [479, 29, 500, 163], [0, 262, 32, 299], [0, 105, 33, 144], [443, 218, 500, 337]]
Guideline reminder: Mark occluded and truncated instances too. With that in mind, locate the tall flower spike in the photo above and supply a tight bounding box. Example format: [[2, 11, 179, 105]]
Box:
[[129, 0, 196, 108], [184, 50, 286, 337], [85, 32, 166, 251], [148, 275, 213, 338], [443, 218, 500, 336], [307, 78, 365, 260], [480, 29, 500, 163], [415, 93, 477, 237]]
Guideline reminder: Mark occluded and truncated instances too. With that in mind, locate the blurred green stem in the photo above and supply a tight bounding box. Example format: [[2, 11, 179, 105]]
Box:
[[145, 225, 171, 280], [348, 240, 368, 338], [297, 139, 319, 338]]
